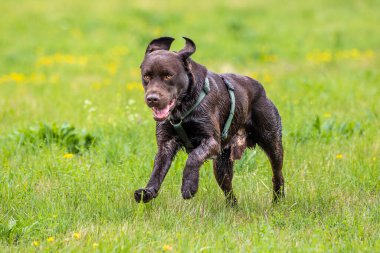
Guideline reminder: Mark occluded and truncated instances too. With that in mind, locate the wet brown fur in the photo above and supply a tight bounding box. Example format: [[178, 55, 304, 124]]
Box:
[[134, 37, 284, 205]]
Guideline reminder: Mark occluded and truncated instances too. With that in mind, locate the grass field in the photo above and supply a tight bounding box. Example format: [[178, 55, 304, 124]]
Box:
[[1, 0, 379, 252]]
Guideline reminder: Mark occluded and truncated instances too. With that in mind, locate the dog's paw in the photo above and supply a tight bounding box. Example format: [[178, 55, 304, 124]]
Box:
[[134, 188, 156, 203], [226, 194, 238, 208], [181, 182, 198, 199], [272, 186, 285, 203]]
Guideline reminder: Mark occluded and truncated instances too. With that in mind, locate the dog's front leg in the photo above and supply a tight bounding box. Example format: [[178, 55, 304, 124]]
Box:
[[134, 139, 179, 203], [181, 137, 220, 199]]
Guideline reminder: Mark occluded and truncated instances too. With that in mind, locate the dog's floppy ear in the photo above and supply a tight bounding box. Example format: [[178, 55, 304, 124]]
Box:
[[145, 37, 175, 54], [178, 37, 196, 59]]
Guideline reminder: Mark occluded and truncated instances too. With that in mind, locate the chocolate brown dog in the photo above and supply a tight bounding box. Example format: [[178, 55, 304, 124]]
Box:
[[134, 37, 284, 205]]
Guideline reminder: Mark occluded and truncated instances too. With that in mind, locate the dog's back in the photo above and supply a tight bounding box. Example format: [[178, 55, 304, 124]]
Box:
[[135, 37, 284, 205]]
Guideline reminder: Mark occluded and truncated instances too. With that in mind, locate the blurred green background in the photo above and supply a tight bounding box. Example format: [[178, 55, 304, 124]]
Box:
[[0, 0, 379, 252]]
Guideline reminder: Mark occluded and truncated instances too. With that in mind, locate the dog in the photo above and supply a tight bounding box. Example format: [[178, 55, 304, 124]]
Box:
[[134, 37, 284, 205]]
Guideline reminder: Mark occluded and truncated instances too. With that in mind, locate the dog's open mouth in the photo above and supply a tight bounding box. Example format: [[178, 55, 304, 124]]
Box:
[[152, 99, 176, 121]]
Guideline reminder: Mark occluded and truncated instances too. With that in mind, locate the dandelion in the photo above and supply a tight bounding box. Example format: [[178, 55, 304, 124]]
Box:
[[91, 82, 102, 90], [0, 72, 26, 84], [262, 73, 273, 83], [373, 157, 377, 161], [263, 54, 278, 62], [153, 27, 162, 36], [249, 72, 259, 79], [323, 112, 332, 118], [63, 153, 74, 159], [307, 50, 332, 63], [29, 73, 46, 83], [73, 232, 81, 240], [105, 62, 119, 75], [10, 73, 25, 82], [126, 82, 144, 91], [363, 50, 375, 59], [36, 54, 88, 67], [350, 48, 360, 59], [336, 154, 343, 159], [93, 242, 99, 248], [163, 245, 173, 251], [32, 241, 40, 247], [130, 68, 141, 79], [110, 46, 129, 57], [47, 236, 54, 242], [91, 79, 110, 90]]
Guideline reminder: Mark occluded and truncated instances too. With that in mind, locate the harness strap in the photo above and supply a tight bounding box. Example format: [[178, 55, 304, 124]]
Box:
[[220, 76, 235, 140], [182, 78, 210, 119], [171, 120, 194, 149], [169, 76, 235, 151], [169, 78, 210, 150]]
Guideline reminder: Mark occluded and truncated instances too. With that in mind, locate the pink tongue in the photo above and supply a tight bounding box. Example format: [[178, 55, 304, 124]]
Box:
[[153, 104, 170, 120]]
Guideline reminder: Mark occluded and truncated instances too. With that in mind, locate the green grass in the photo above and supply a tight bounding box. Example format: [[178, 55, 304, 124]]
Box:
[[1, 0, 379, 252]]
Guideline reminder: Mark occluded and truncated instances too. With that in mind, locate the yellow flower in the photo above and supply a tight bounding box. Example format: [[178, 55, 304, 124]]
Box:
[[336, 154, 343, 159], [323, 112, 332, 118], [29, 73, 46, 83], [47, 236, 54, 242], [11, 73, 26, 82], [364, 50, 374, 59], [73, 232, 81, 240], [93, 242, 99, 248], [163, 245, 173, 251], [105, 62, 119, 75], [263, 54, 278, 62], [153, 27, 162, 36], [130, 68, 141, 79], [63, 153, 74, 159], [110, 46, 129, 57], [373, 157, 377, 161], [91, 82, 102, 90], [0, 72, 26, 84], [32, 241, 40, 247], [262, 73, 273, 83], [36, 54, 88, 67], [249, 72, 259, 79], [307, 50, 332, 63], [126, 82, 144, 91]]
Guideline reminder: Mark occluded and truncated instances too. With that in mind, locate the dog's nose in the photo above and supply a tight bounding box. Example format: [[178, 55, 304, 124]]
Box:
[[146, 94, 160, 107]]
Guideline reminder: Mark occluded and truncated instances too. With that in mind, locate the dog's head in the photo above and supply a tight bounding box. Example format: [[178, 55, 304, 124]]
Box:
[[140, 37, 196, 121]]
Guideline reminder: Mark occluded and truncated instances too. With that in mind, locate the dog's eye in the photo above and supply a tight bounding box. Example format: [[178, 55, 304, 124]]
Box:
[[143, 75, 151, 81], [164, 74, 173, 81]]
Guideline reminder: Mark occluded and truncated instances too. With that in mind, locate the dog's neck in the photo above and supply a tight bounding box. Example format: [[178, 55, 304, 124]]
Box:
[[170, 59, 208, 121]]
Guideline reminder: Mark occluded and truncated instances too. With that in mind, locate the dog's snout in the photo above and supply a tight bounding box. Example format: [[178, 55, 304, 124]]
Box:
[[146, 93, 160, 107]]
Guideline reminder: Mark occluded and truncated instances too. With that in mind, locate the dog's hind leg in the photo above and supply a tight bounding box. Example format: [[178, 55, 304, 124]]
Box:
[[259, 134, 284, 202], [213, 148, 237, 206], [251, 99, 285, 202]]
